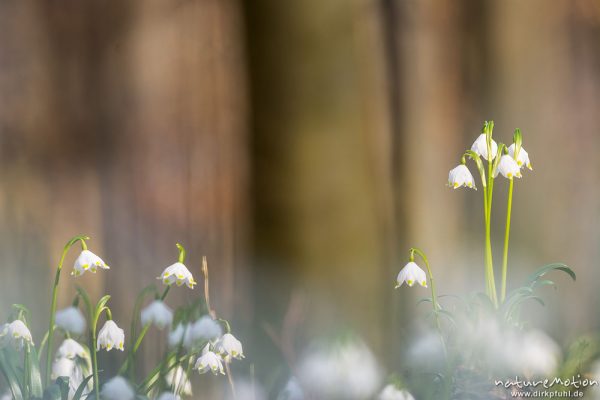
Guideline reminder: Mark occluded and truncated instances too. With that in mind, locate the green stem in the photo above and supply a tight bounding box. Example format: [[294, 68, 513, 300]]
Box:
[[485, 159, 498, 308], [501, 178, 514, 302], [45, 235, 89, 386], [91, 321, 100, 400], [24, 346, 31, 399], [91, 297, 111, 400], [409, 248, 447, 358]]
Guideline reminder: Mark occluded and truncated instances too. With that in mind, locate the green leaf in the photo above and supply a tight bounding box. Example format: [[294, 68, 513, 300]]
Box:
[[27, 345, 44, 398], [525, 263, 576, 286], [72, 374, 94, 400], [0, 349, 24, 400]]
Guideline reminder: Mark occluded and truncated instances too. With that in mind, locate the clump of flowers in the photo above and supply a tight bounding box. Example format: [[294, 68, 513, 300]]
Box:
[[392, 121, 578, 399], [0, 238, 246, 400]]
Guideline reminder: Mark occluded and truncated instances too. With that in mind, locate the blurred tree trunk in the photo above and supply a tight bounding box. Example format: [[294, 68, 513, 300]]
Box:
[[245, 0, 395, 376]]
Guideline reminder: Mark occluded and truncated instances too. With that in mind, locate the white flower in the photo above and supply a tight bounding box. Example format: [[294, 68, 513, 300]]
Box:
[[471, 133, 498, 161], [195, 345, 225, 375], [158, 262, 196, 289], [51, 344, 92, 400], [495, 155, 522, 179], [55, 307, 87, 335], [277, 377, 304, 400], [157, 393, 181, 400], [0, 392, 12, 400], [0, 320, 34, 350], [395, 262, 427, 288], [141, 300, 173, 329], [297, 338, 382, 400], [56, 339, 87, 359], [165, 366, 192, 396], [378, 385, 415, 400], [168, 323, 193, 348], [448, 164, 476, 190], [215, 333, 244, 361], [100, 376, 135, 400], [508, 143, 532, 170], [71, 250, 109, 277], [97, 320, 125, 351], [190, 316, 222, 342], [51, 357, 91, 399]]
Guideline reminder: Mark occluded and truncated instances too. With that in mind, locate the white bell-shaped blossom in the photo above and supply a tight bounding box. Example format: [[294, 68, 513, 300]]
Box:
[[448, 164, 476, 190], [97, 320, 125, 351], [195, 345, 225, 375], [55, 306, 87, 335], [190, 316, 223, 343], [168, 323, 194, 348], [157, 393, 181, 400], [215, 333, 244, 361], [141, 300, 173, 329], [165, 366, 193, 396], [378, 385, 415, 400], [508, 143, 532, 170], [56, 339, 87, 359], [100, 376, 135, 400], [158, 262, 196, 289], [395, 262, 427, 288], [495, 155, 522, 179], [71, 250, 109, 277], [0, 320, 34, 350], [0, 392, 12, 400], [51, 357, 91, 399], [471, 133, 498, 161]]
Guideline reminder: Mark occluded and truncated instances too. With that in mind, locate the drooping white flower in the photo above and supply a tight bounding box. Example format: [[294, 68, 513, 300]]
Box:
[[215, 333, 244, 361], [471, 133, 498, 161], [97, 320, 125, 351], [508, 143, 532, 170], [194, 345, 225, 375], [51, 343, 92, 400], [378, 385, 415, 400], [157, 393, 181, 400], [158, 262, 196, 289], [297, 337, 382, 400], [277, 377, 304, 400], [495, 155, 522, 179], [395, 262, 427, 288], [55, 306, 87, 335], [0, 391, 12, 400], [141, 300, 173, 329], [0, 320, 34, 350], [51, 357, 91, 399], [100, 376, 135, 400], [56, 339, 87, 359], [190, 315, 223, 342], [168, 323, 193, 348], [165, 366, 193, 396], [448, 164, 476, 190], [71, 250, 109, 277]]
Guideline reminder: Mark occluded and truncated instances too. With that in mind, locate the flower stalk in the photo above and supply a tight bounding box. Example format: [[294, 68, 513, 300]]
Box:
[[501, 177, 514, 302], [45, 234, 89, 386]]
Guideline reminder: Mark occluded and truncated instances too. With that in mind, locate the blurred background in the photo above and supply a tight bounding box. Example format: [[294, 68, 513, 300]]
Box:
[[0, 0, 599, 394]]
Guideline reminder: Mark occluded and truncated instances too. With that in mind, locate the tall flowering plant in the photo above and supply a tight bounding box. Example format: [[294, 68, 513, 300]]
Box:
[[0, 240, 245, 400], [393, 121, 578, 399]]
